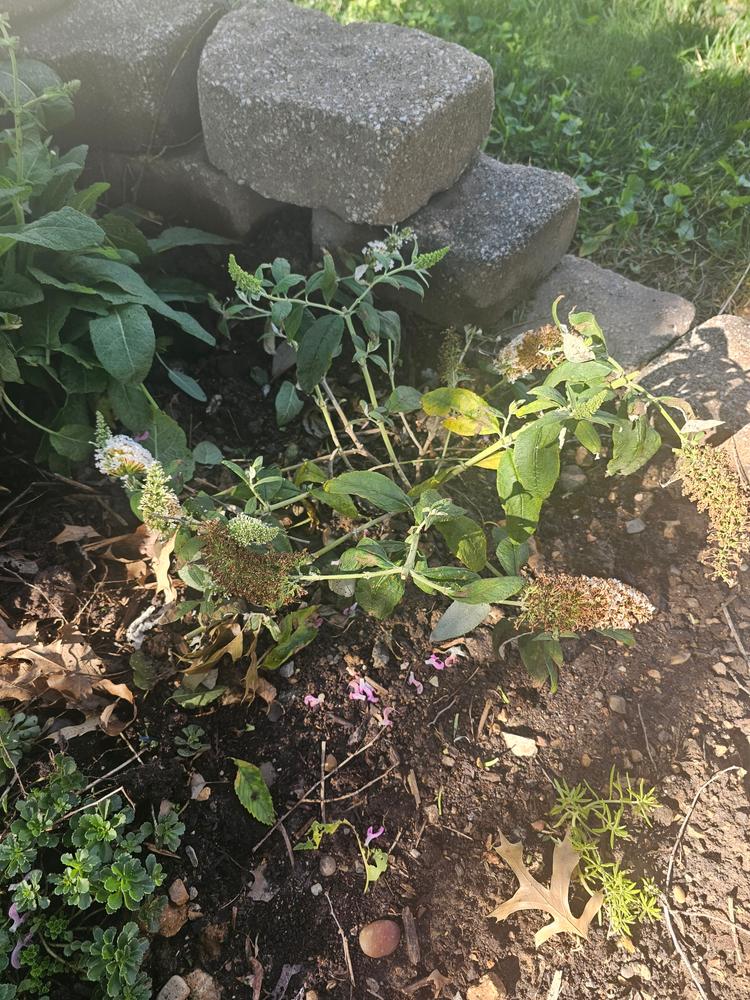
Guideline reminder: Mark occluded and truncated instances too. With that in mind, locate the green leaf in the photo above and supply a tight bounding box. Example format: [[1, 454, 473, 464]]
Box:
[[356, 573, 404, 619], [275, 380, 303, 426], [0, 206, 104, 251], [193, 441, 223, 465], [0, 274, 43, 310], [596, 627, 635, 646], [386, 384, 422, 414], [607, 416, 661, 476], [148, 226, 233, 253], [312, 487, 358, 518], [0, 335, 21, 382], [422, 386, 499, 436], [456, 576, 524, 604], [296, 314, 344, 393], [325, 471, 412, 513], [89, 304, 155, 384], [495, 534, 529, 575], [166, 366, 206, 402], [144, 410, 194, 479], [171, 685, 226, 708], [49, 423, 93, 461], [496, 451, 543, 542], [436, 515, 487, 572], [574, 419, 602, 455], [108, 381, 150, 433], [58, 355, 108, 394], [544, 360, 611, 387], [98, 213, 152, 260], [513, 421, 561, 499], [430, 600, 491, 642], [232, 759, 276, 826], [259, 607, 319, 670], [517, 635, 561, 692]]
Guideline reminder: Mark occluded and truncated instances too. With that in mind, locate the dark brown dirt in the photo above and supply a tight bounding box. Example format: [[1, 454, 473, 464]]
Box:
[[1, 335, 749, 1000]]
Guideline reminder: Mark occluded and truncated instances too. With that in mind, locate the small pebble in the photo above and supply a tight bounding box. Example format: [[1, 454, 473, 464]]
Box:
[[185, 845, 198, 868], [319, 855, 337, 877], [259, 761, 277, 787], [608, 695, 627, 715], [673, 885, 687, 904], [156, 976, 190, 1000], [310, 882, 323, 896], [168, 878, 189, 906], [625, 518, 646, 534], [279, 661, 295, 678], [580, 752, 593, 768], [324, 754, 338, 773], [359, 919, 401, 958]]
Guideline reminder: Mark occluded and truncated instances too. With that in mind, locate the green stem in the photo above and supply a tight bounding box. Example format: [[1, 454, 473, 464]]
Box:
[[357, 353, 411, 488], [313, 385, 352, 468], [2, 391, 84, 443], [309, 512, 391, 560], [297, 566, 400, 583]]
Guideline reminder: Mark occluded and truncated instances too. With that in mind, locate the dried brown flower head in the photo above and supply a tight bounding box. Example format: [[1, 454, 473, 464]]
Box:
[[200, 519, 305, 609], [518, 572, 655, 634], [675, 442, 750, 585], [495, 324, 563, 383]]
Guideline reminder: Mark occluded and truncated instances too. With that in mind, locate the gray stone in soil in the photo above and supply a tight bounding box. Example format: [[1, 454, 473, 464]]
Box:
[[88, 143, 280, 239], [313, 154, 579, 327], [20, 0, 227, 152], [513, 255, 695, 371], [199, 0, 493, 225], [642, 314, 750, 471]]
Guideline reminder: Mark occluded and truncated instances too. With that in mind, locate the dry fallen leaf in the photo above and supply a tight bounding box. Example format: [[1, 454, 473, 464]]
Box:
[[489, 832, 604, 947], [52, 524, 100, 545], [0, 622, 135, 734]]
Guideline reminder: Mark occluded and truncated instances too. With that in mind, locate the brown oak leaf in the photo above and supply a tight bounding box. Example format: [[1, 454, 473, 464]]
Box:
[[489, 832, 604, 947]]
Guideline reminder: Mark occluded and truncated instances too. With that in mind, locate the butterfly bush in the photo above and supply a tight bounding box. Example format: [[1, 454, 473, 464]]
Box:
[[517, 572, 655, 634]]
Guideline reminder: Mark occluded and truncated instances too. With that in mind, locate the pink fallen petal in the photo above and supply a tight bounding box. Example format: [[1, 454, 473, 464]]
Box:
[[364, 824, 385, 847], [407, 672, 424, 695], [8, 903, 24, 932], [380, 707, 394, 728], [304, 693, 324, 709], [425, 653, 445, 670], [11, 930, 33, 970]]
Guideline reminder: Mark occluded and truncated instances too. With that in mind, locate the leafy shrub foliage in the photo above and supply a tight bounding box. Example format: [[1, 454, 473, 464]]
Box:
[[93, 232, 745, 696], [0, 17, 224, 476]]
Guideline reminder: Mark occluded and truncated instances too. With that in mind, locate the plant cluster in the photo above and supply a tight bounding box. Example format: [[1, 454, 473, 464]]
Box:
[[0, 17, 226, 477], [0, 711, 40, 787], [550, 768, 661, 938], [93, 230, 744, 696], [0, 753, 184, 998]]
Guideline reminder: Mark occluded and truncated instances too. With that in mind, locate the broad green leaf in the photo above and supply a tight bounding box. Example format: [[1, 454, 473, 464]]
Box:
[[193, 441, 223, 465], [513, 421, 561, 499], [356, 573, 405, 619], [275, 380, 304, 426], [456, 576, 524, 604], [325, 470, 412, 513], [544, 360, 611, 387], [495, 534, 529, 575], [0, 275, 43, 310], [108, 381, 150, 433], [0, 336, 21, 382], [496, 451, 543, 542], [171, 685, 226, 707], [430, 600, 492, 642], [90, 304, 154, 384], [517, 635, 561, 692], [386, 384, 422, 414], [574, 419, 602, 455], [312, 487, 358, 518], [436, 515, 487, 572], [144, 410, 194, 478], [607, 416, 661, 476], [293, 460, 327, 486], [59, 355, 107, 394], [148, 226, 233, 253], [422, 386, 499, 436], [49, 423, 93, 461], [166, 366, 206, 402], [19, 294, 71, 350], [232, 759, 276, 825], [260, 608, 318, 670], [296, 314, 344, 392], [0, 205, 104, 251], [99, 213, 152, 260]]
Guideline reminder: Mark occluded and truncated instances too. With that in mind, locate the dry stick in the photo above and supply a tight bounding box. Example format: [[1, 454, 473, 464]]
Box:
[[252, 728, 386, 853], [718, 260, 750, 315], [637, 701, 657, 770], [301, 763, 397, 807], [81, 751, 142, 794], [722, 603, 750, 667], [662, 764, 740, 999], [320, 738, 327, 824], [325, 891, 355, 987]]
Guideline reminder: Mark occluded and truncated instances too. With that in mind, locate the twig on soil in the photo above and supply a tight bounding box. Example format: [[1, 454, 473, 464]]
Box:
[[301, 763, 397, 805], [637, 702, 657, 770], [81, 751, 142, 793], [429, 697, 457, 727], [320, 739, 327, 824], [722, 602, 750, 669], [252, 727, 387, 852], [325, 891, 355, 987], [679, 907, 750, 939], [662, 764, 740, 999], [277, 820, 295, 870], [718, 260, 750, 314]]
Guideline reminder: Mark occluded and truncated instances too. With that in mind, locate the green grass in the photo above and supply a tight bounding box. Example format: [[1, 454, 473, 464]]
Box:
[[306, 0, 750, 319]]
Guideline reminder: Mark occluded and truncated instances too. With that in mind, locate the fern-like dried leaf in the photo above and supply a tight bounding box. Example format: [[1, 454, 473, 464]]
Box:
[[489, 832, 604, 947]]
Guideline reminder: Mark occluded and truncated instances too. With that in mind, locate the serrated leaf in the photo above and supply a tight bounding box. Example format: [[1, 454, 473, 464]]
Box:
[[90, 304, 154, 384], [325, 471, 412, 513], [456, 576, 524, 604], [232, 759, 276, 826], [275, 380, 304, 426], [296, 314, 344, 392], [513, 422, 561, 499]]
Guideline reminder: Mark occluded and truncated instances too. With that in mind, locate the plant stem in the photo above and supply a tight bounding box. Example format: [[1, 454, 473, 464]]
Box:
[[309, 512, 391, 560], [313, 386, 353, 470], [356, 352, 411, 488]]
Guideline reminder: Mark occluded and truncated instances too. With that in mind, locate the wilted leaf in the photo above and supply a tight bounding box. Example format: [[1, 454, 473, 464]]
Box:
[[0, 622, 134, 729], [52, 524, 100, 544], [489, 832, 604, 946]]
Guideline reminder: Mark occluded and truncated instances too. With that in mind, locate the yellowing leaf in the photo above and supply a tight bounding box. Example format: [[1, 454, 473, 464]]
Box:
[[489, 832, 604, 947], [421, 387, 499, 437]]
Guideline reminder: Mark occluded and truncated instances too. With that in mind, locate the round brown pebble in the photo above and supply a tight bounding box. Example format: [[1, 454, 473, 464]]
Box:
[[358, 919, 401, 958]]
